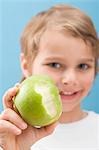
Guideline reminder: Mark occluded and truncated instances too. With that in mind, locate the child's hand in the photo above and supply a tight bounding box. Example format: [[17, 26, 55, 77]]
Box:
[[3, 84, 20, 109], [0, 85, 57, 150]]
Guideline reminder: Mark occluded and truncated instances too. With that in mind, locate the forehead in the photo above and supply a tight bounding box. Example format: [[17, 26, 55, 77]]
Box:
[[38, 29, 94, 58]]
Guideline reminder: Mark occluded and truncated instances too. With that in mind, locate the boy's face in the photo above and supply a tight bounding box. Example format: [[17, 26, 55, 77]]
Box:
[[21, 29, 95, 113]]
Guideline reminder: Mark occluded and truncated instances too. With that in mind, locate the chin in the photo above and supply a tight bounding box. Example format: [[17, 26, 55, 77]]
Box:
[[62, 106, 75, 113], [62, 102, 81, 113]]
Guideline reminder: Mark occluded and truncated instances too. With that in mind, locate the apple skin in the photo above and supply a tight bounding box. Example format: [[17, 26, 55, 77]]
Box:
[[14, 75, 62, 127]]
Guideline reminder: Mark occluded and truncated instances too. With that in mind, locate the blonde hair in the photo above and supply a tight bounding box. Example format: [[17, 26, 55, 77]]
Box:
[[21, 4, 99, 73]]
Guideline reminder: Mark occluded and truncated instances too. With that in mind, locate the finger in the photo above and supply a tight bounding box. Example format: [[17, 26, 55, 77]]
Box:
[[3, 86, 19, 109], [32, 121, 58, 141], [0, 119, 22, 135], [1, 109, 27, 130], [41, 121, 58, 137], [44, 121, 58, 135]]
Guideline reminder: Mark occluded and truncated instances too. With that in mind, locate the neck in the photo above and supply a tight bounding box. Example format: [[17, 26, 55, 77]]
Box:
[[59, 107, 87, 124]]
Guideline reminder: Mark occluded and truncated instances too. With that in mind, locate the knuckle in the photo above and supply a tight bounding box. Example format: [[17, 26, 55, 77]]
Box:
[[3, 88, 11, 97], [0, 120, 5, 133], [2, 89, 11, 102], [0, 120, 4, 128], [2, 91, 7, 101], [1, 108, 11, 120], [3, 87, 15, 98]]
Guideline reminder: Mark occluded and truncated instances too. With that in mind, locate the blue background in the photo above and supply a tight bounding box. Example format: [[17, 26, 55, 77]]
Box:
[[0, 0, 99, 113]]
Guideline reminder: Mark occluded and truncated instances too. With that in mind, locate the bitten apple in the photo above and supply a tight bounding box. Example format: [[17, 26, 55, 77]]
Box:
[[14, 75, 62, 127]]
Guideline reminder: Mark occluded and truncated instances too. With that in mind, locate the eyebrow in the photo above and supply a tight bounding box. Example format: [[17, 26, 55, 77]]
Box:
[[44, 57, 95, 62], [79, 58, 95, 62], [44, 57, 64, 61]]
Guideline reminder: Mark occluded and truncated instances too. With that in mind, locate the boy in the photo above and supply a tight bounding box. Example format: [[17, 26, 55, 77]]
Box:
[[0, 4, 99, 150]]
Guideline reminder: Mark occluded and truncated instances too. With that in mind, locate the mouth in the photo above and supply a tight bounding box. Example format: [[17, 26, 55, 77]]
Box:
[[60, 90, 81, 102]]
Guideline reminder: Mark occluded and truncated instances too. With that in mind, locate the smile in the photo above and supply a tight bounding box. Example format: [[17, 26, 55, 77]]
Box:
[[60, 90, 81, 102]]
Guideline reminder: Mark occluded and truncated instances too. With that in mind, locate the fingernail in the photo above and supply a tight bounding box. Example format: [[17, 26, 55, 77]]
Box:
[[21, 123, 27, 129], [16, 129, 22, 135], [15, 83, 20, 87]]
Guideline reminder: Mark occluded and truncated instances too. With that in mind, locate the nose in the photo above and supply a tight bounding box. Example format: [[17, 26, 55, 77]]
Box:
[[61, 69, 78, 86]]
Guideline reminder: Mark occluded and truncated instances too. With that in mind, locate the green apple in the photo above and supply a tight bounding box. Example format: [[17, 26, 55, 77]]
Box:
[[14, 75, 62, 127]]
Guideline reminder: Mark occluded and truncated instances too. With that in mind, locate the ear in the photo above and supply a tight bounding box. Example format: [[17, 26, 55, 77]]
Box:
[[20, 53, 32, 78]]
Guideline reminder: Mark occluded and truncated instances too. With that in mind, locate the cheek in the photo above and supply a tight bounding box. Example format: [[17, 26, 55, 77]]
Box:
[[31, 61, 43, 75], [42, 71, 59, 84], [31, 63, 55, 79], [82, 73, 95, 93]]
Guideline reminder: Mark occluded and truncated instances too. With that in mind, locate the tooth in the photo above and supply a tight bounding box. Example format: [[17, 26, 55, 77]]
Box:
[[64, 92, 73, 95]]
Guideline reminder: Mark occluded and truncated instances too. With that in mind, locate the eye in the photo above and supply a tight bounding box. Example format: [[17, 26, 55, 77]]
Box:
[[78, 63, 89, 70], [47, 63, 61, 69]]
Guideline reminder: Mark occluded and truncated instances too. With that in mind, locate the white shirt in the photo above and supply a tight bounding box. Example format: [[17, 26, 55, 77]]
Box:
[[31, 111, 99, 150]]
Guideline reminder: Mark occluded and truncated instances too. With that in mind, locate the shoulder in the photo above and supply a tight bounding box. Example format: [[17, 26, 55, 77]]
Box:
[[87, 111, 99, 118], [86, 111, 99, 124]]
